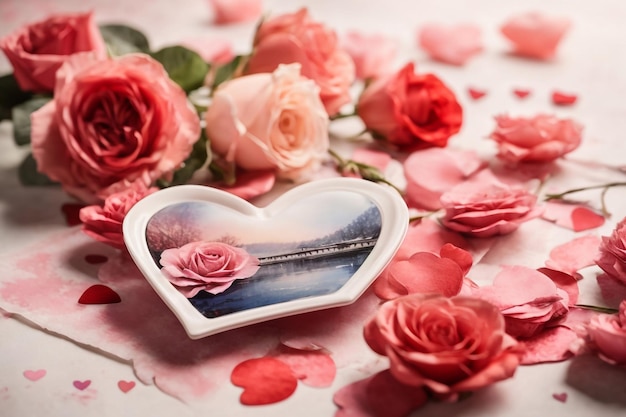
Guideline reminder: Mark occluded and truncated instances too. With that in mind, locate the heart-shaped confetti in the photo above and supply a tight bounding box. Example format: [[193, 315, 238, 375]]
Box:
[[552, 392, 568, 402], [117, 380, 136, 393], [84, 254, 109, 265], [570, 207, 605, 232], [78, 284, 121, 305], [231, 357, 298, 405], [23, 369, 46, 381], [61, 203, 86, 226], [73, 380, 91, 390], [468, 87, 487, 100], [513, 88, 531, 98], [552, 91, 577, 106]]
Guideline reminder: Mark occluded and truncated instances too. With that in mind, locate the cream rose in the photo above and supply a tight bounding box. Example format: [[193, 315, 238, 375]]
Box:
[[205, 63, 329, 180]]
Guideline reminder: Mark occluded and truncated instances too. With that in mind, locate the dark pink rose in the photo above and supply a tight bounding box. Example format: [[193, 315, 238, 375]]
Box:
[[245, 8, 355, 116], [596, 218, 626, 285], [31, 52, 200, 203], [160, 241, 260, 297], [79, 182, 158, 250], [440, 170, 542, 237], [489, 114, 583, 163], [500, 12, 570, 60], [357, 63, 462, 151], [587, 301, 626, 365], [0, 12, 106, 93], [364, 294, 520, 400]]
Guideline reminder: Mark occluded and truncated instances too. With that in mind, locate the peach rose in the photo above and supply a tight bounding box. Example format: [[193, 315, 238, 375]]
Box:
[[160, 241, 260, 297], [205, 63, 329, 179], [30, 52, 200, 203], [595, 218, 626, 285], [245, 8, 355, 116], [341, 31, 397, 80], [0, 12, 107, 93], [207, 0, 263, 25], [364, 294, 520, 399], [440, 170, 541, 238], [80, 182, 158, 250], [489, 114, 583, 163], [501, 12, 570, 60], [587, 300, 626, 365], [357, 63, 462, 151]]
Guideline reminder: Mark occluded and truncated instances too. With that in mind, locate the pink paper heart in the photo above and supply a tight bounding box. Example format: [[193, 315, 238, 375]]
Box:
[[23, 369, 46, 381], [73, 380, 91, 390], [552, 392, 568, 402], [570, 207, 605, 232], [117, 380, 136, 393], [78, 284, 121, 305], [231, 357, 298, 405]]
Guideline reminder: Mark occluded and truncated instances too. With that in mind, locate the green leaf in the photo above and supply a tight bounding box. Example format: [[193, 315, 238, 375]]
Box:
[[158, 131, 209, 188], [151, 46, 209, 93], [0, 73, 33, 121], [211, 55, 244, 90], [99, 24, 150, 56], [18, 153, 58, 186], [12, 97, 52, 146]]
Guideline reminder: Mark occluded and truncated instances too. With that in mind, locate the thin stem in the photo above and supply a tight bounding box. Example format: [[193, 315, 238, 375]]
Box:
[[327, 149, 403, 195], [600, 186, 611, 218], [574, 304, 619, 314], [544, 182, 626, 201]]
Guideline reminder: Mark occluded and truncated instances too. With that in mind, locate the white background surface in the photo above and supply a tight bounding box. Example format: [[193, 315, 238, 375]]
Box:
[[1, 0, 626, 416]]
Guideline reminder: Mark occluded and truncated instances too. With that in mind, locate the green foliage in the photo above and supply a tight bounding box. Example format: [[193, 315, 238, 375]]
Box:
[[211, 55, 244, 91], [18, 153, 57, 186], [12, 97, 51, 146], [151, 46, 209, 93], [0, 73, 32, 121], [158, 131, 209, 188], [99, 24, 150, 56]]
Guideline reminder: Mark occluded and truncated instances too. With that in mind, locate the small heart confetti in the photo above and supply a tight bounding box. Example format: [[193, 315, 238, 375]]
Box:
[[117, 380, 136, 393], [61, 203, 86, 226], [23, 369, 46, 381], [78, 285, 121, 305], [467, 87, 487, 100], [552, 91, 577, 106], [513, 88, 531, 98], [570, 207, 605, 232], [84, 254, 109, 265], [73, 380, 91, 391], [552, 392, 568, 402]]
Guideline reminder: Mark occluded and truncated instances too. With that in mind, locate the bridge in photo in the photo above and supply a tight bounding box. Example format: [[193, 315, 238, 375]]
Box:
[[257, 238, 378, 266]]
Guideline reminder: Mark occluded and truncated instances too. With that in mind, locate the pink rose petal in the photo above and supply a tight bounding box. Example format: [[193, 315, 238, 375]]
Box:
[[518, 326, 577, 364], [542, 201, 604, 232], [537, 268, 579, 305], [23, 369, 46, 381], [418, 23, 482, 66], [552, 91, 578, 106], [513, 88, 531, 98], [208, 0, 262, 25], [273, 346, 336, 387], [231, 357, 298, 405], [215, 170, 276, 201], [552, 392, 568, 402], [596, 274, 626, 309], [545, 235, 602, 276], [501, 12, 571, 60], [341, 31, 398, 80], [352, 148, 392, 172], [468, 87, 487, 100]]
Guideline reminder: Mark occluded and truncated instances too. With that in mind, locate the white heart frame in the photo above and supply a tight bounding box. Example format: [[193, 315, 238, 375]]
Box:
[[124, 177, 408, 339]]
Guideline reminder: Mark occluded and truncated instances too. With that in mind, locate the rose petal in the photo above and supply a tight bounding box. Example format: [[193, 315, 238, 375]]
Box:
[[552, 91, 578, 106], [273, 346, 336, 387], [545, 235, 602, 276], [230, 357, 298, 405], [215, 170, 276, 201], [596, 274, 626, 309], [77, 284, 121, 305], [513, 88, 531, 98], [468, 87, 487, 100], [518, 326, 577, 364], [542, 201, 604, 232], [418, 23, 483, 66]]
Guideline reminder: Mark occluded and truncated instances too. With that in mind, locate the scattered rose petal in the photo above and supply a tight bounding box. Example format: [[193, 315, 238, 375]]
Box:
[[117, 380, 136, 393], [545, 235, 602, 277], [500, 12, 571, 60], [537, 268, 579, 305], [552, 392, 568, 402], [84, 254, 108, 265], [23, 369, 46, 381], [352, 148, 391, 172], [468, 87, 487, 100], [208, 0, 262, 25], [78, 284, 122, 305], [231, 357, 298, 405], [341, 31, 398, 80], [273, 346, 336, 387], [73, 380, 91, 390], [518, 327, 577, 364], [215, 170, 276, 201], [61, 203, 86, 226], [513, 88, 531, 98], [542, 201, 604, 232], [418, 23, 482, 66], [552, 91, 578, 106], [597, 274, 626, 309]]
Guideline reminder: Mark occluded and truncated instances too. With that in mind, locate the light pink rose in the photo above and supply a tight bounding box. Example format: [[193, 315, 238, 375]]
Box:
[[205, 63, 329, 179], [489, 114, 583, 163], [596, 218, 626, 285], [245, 8, 355, 116], [418, 23, 482, 66], [500, 12, 571, 60], [357, 63, 463, 151], [79, 182, 158, 250], [364, 294, 520, 399], [440, 170, 542, 237], [160, 241, 260, 297], [341, 31, 397, 80], [587, 301, 626, 365], [0, 12, 106, 93], [30, 52, 200, 203], [208, 0, 263, 25]]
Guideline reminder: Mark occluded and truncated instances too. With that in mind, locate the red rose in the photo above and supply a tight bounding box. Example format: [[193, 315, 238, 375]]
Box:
[[0, 12, 106, 93], [357, 63, 462, 150]]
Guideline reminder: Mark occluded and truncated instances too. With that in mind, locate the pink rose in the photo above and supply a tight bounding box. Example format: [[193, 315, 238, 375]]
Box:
[[341, 31, 397, 80], [418, 23, 482, 66], [31, 53, 200, 203], [208, 0, 263, 25], [489, 114, 583, 163], [595, 218, 626, 285], [205, 64, 329, 179], [440, 170, 541, 237], [364, 294, 520, 399], [160, 241, 260, 297], [245, 8, 355, 116], [500, 12, 571, 60], [357, 63, 462, 151], [587, 301, 626, 365], [79, 182, 158, 250], [0, 12, 106, 93]]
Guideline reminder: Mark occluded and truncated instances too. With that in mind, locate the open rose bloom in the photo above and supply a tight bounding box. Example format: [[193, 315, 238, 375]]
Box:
[[0, 12, 107, 93], [587, 301, 626, 365], [596, 218, 626, 285], [160, 241, 260, 297], [489, 114, 583, 163], [245, 8, 355, 116], [206, 64, 329, 180], [364, 294, 520, 400], [30, 53, 200, 203]]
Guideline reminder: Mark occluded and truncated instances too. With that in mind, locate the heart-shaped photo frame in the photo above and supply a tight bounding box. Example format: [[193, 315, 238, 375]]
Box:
[[123, 178, 408, 338]]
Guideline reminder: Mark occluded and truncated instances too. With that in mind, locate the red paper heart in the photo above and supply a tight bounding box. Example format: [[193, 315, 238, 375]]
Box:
[[61, 203, 86, 226], [552, 91, 577, 106], [78, 284, 121, 304], [118, 380, 136, 393], [467, 87, 487, 100], [84, 254, 109, 265], [513, 88, 531, 98], [23, 369, 46, 381], [570, 207, 605, 232], [73, 380, 91, 390], [231, 357, 298, 405], [552, 392, 568, 402]]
